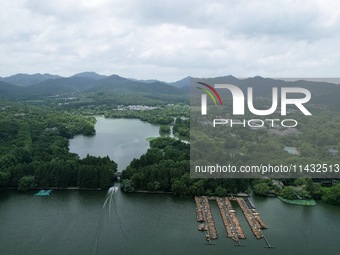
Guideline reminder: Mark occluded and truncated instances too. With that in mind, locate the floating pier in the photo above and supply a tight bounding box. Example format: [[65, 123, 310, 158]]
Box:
[[198, 223, 208, 231], [216, 197, 245, 245], [195, 196, 273, 247], [194, 196, 218, 241], [236, 198, 267, 239]]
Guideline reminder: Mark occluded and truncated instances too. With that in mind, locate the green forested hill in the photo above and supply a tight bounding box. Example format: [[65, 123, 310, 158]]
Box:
[[0, 102, 117, 190], [121, 137, 249, 196], [2, 73, 340, 108], [0, 81, 25, 99], [0, 73, 61, 87], [0, 73, 188, 105]]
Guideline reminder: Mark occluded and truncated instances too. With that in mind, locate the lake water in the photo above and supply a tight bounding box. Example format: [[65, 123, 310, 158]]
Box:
[[1, 190, 340, 255], [1, 117, 340, 255], [69, 117, 160, 171]]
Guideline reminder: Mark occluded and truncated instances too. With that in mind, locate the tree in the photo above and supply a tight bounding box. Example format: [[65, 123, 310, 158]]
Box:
[[294, 178, 306, 186], [172, 179, 189, 196], [192, 180, 205, 195], [121, 179, 135, 192], [280, 186, 297, 200], [18, 175, 37, 191], [121, 137, 253, 197], [82, 125, 95, 136], [159, 125, 170, 134], [298, 189, 311, 199], [99, 167, 113, 189], [321, 183, 340, 205], [253, 182, 270, 196], [305, 178, 315, 196], [0, 171, 10, 188], [215, 186, 227, 197], [153, 181, 161, 191], [312, 183, 322, 198], [299, 143, 316, 157]]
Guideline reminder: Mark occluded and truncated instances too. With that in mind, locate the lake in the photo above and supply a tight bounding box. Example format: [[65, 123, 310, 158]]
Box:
[[1, 117, 340, 255], [69, 117, 160, 171], [1, 190, 340, 255]]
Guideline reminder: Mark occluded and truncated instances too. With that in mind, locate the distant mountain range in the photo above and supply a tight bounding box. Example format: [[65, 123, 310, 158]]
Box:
[[0, 72, 340, 107], [0, 73, 62, 87], [0, 72, 188, 103], [189, 75, 340, 107], [71, 72, 108, 80]]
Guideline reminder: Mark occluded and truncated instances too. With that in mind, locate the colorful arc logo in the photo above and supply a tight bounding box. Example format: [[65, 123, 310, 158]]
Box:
[[196, 82, 223, 105]]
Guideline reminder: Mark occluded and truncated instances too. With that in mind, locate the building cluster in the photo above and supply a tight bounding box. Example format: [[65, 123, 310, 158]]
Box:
[[117, 105, 160, 111]]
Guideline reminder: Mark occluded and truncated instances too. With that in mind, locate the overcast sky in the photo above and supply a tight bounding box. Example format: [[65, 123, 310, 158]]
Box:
[[1, 0, 340, 82]]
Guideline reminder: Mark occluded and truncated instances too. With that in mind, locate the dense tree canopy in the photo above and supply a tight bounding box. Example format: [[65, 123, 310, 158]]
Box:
[[321, 183, 340, 205], [1, 99, 339, 206], [0, 102, 117, 190], [121, 137, 249, 197]]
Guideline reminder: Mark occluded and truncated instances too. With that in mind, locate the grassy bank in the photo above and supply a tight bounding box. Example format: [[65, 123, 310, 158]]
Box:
[[278, 196, 316, 206]]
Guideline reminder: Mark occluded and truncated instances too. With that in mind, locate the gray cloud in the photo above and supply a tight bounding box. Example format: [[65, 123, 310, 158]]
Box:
[[1, 0, 340, 81]]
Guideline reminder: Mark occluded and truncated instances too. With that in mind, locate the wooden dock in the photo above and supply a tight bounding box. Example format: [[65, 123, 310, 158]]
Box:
[[194, 196, 218, 240], [254, 214, 268, 229], [195, 196, 205, 222], [195, 196, 272, 247], [236, 198, 267, 239], [216, 197, 245, 243]]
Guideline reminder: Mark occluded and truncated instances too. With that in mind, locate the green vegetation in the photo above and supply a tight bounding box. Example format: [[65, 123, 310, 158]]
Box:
[[251, 179, 281, 196], [280, 186, 302, 200], [0, 101, 190, 192], [191, 106, 340, 173], [173, 117, 189, 137], [146, 137, 158, 142], [18, 175, 37, 191], [278, 196, 317, 206], [121, 137, 248, 197], [251, 178, 340, 206], [159, 125, 170, 134], [0, 101, 117, 190], [1, 92, 340, 206], [0, 73, 189, 106], [321, 183, 340, 205], [191, 99, 340, 204], [105, 104, 189, 125], [253, 182, 271, 196], [121, 179, 135, 192], [106, 109, 173, 125]]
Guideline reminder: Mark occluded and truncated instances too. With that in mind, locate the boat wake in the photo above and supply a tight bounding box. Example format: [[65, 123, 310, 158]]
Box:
[[93, 186, 137, 255], [103, 186, 119, 213]]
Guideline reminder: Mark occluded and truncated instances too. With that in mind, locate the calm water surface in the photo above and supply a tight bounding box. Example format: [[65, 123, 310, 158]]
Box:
[[1, 190, 340, 255], [1, 117, 340, 255], [69, 117, 160, 171]]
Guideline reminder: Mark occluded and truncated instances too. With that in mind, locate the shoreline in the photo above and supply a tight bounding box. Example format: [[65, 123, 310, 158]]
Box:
[[134, 190, 173, 194], [0, 187, 103, 191], [278, 196, 317, 206]]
